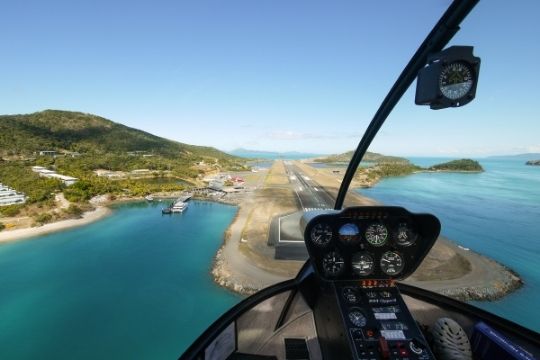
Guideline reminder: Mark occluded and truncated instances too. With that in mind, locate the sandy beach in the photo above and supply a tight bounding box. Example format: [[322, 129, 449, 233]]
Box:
[[0, 206, 112, 243]]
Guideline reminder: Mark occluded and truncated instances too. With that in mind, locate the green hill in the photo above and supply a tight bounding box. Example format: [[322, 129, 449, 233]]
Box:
[[0, 110, 233, 160], [0, 110, 247, 211], [428, 159, 483, 172], [314, 150, 410, 164]]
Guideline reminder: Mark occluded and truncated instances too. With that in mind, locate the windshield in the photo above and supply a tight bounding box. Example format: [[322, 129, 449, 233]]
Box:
[[341, 0, 540, 333], [0, 1, 539, 359]]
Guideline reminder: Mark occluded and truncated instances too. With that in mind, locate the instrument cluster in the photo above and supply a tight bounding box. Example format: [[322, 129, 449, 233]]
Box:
[[303, 206, 440, 281]]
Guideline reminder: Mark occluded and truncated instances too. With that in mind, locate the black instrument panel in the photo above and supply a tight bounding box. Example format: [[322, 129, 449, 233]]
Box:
[[336, 282, 435, 359], [302, 206, 441, 281]]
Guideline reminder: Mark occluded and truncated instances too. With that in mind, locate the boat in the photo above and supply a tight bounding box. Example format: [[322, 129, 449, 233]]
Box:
[[145, 195, 154, 201], [179, 1, 540, 359], [162, 200, 189, 214], [170, 201, 188, 213]]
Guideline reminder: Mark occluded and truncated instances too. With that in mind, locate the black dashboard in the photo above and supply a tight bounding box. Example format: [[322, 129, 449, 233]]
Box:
[[302, 206, 441, 281], [302, 206, 441, 360]]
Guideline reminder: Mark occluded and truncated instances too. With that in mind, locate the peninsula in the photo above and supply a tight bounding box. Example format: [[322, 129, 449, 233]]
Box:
[[0, 110, 246, 234]]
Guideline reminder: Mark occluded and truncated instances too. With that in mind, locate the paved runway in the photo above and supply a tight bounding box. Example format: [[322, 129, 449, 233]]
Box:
[[284, 161, 335, 211], [273, 162, 336, 260]]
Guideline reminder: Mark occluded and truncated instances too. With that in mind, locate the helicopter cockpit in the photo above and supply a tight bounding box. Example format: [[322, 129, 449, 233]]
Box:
[[179, 0, 540, 359]]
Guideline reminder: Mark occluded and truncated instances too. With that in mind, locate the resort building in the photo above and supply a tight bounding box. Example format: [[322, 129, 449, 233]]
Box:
[[38, 150, 57, 156], [94, 169, 127, 179], [0, 184, 26, 206], [31, 166, 78, 186]]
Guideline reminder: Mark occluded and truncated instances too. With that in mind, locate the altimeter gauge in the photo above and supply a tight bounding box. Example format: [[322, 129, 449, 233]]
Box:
[[365, 223, 388, 247]]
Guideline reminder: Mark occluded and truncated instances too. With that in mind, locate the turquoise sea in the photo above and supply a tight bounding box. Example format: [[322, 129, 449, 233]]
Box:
[[1, 158, 539, 359], [360, 158, 540, 333], [0, 201, 240, 359]]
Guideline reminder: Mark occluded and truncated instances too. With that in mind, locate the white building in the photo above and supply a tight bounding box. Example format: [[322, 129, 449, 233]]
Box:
[[0, 184, 26, 206], [38, 150, 57, 156], [31, 166, 78, 186]]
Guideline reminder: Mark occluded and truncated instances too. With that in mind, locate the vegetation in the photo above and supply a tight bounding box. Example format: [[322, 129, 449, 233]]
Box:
[[370, 163, 422, 177], [0, 110, 239, 161], [34, 212, 53, 225], [64, 204, 83, 218], [354, 158, 482, 187], [315, 150, 410, 164], [0, 223, 5, 232], [0, 204, 23, 217], [0, 109, 250, 215], [428, 159, 484, 172], [0, 162, 63, 202]]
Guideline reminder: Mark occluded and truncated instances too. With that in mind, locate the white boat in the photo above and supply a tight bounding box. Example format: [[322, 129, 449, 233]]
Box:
[[170, 201, 188, 213], [145, 195, 154, 201]]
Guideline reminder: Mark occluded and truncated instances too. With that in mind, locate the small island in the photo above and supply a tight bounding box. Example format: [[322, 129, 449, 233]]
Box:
[[526, 160, 540, 166], [428, 159, 484, 172], [351, 158, 483, 188]]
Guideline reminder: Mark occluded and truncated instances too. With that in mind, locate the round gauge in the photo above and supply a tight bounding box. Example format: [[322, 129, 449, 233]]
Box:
[[348, 308, 367, 327], [365, 223, 388, 247], [310, 223, 333, 247], [439, 62, 474, 100], [380, 251, 404, 276], [342, 287, 359, 304], [321, 251, 345, 278], [351, 252, 374, 276], [394, 222, 418, 247], [338, 223, 360, 244]]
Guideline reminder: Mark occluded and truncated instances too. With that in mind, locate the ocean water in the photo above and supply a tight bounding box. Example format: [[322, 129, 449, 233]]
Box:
[[0, 201, 240, 359], [359, 158, 540, 333]]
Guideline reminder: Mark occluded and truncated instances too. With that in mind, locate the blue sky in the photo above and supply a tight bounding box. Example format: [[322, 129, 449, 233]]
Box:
[[1, 0, 539, 156]]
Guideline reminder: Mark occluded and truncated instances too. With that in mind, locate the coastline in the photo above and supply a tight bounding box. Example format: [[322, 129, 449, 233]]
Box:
[[0, 171, 524, 302], [211, 160, 523, 301], [0, 206, 112, 243]]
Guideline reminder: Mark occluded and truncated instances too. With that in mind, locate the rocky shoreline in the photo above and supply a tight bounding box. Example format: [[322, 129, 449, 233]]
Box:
[[209, 161, 524, 302], [432, 271, 522, 302]]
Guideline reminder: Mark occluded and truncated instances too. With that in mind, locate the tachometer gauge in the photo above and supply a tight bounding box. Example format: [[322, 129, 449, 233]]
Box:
[[310, 223, 333, 247], [322, 251, 345, 277], [338, 223, 360, 244], [351, 252, 374, 276], [365, 224, 388, 247], [380, 251, 404, 276], [439, 62, 473, 100], [394, 222, 418, 247], [348, 308, 367, 327]]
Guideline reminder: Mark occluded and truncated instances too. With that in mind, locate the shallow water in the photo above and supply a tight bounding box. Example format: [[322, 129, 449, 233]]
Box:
[[0, 200, 240, 359], [359, 158, 540, 332]]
